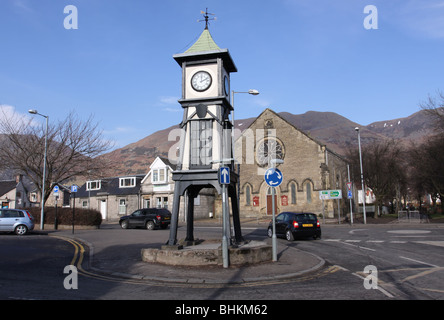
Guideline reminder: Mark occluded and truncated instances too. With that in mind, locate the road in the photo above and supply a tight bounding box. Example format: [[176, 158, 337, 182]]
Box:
[[1, 223, 443, 302]]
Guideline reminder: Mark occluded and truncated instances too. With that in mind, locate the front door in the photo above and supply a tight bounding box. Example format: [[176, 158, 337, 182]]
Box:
[[100, 200, 107, 220]]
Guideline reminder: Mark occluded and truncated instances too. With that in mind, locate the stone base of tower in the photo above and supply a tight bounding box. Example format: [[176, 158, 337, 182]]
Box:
[[142, 239, 271, 267]]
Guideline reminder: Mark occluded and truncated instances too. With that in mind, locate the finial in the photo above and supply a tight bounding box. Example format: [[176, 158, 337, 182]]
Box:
[[198, 8, 216, 29]]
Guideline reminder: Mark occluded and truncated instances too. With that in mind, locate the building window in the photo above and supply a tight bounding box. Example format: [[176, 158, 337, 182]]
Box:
[[245, 185, 251, 206], [86, 180, 101, 191], [190, 120, 212, 167], [291, 183, 297, 204], [30, 192, 37, 202], [152, 168, 167, 184], [119, 177, 136, 188], [306, 182, 312, 204], [82, 200, 88, 208], [119, 199, 126, 215]]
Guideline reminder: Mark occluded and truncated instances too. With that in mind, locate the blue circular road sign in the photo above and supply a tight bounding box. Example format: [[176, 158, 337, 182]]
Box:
[[265, 168, 283, 187]]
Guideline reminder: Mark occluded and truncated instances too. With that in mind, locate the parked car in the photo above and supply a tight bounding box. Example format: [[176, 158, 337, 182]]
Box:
[[119, 208, 171, 230], [0, 209, 35, 235], [267, 212, 321, 241]]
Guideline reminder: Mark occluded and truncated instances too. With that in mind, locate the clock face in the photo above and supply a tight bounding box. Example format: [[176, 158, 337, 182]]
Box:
[[191, 71, 212, 92], [256, 138, 285, 167]]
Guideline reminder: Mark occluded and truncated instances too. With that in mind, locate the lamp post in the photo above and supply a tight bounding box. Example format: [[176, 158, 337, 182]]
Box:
[[355, 127, 367, 224], [28, 109, 49, 230], [231, 89, 260, 213]]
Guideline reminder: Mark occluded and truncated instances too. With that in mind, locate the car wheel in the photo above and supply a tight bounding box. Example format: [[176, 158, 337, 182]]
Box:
[[120, 220, 129, 229], [313, 234, 321, 240], [285, 229, 294, 241], [15, 225, 28, 236], [267, 227, 273, 238], [146, 221, 155, 230]]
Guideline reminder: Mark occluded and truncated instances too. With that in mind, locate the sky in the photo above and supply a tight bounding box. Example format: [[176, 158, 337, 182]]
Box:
[[1, 0, 443, 149]]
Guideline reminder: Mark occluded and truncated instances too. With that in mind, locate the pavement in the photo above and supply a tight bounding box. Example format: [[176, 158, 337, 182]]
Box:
[[42, 219, 326, 285]]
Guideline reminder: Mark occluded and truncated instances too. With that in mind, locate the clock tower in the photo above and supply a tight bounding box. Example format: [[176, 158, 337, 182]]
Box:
[[166, 16, 243, 246]]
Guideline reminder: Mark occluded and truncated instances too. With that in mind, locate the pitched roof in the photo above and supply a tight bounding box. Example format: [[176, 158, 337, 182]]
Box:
[[185, 28, 221, 53], [0, 181, 16, 197], [173, 27, 237, 73], [76, 175, 145, 198]]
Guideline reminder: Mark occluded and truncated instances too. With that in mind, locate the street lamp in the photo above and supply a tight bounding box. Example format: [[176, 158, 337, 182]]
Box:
[[355, 127, 367, 224], [231, 89, 260, 214], [28, 109, 49, 230], [270, 158, 284, 262]]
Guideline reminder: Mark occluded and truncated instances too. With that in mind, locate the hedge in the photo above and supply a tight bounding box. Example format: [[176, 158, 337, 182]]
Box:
[[27, 207, 102, 227]]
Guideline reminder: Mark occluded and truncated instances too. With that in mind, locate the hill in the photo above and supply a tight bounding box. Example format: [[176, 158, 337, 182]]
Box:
[[101, 109, 437, 176]]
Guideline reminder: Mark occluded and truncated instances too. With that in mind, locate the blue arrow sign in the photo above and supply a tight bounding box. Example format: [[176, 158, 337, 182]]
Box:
[[347, 190, 353, 199], [219, 167, 230, 185], [265, 168, 283, 187], [53, 185, 59, 193]]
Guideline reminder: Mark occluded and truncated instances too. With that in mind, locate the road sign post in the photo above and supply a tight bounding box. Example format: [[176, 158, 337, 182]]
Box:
[[218, 167, 230, 268], [265, 167, 283, 262], [71, 185, 78, 234]]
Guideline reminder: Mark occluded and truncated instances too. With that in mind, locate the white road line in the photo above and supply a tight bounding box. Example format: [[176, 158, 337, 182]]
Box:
[[351, 273, 395, 298], [345, 240, 361, 243], [399, 256, 440, 268], [367, 240, 384, 243]]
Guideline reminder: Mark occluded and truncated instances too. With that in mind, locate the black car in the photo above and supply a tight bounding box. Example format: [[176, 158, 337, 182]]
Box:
[[119, 208, 171, 230], [267, 212, 321, 241]]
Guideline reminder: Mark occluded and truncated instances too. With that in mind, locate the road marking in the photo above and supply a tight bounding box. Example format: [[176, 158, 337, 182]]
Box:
[[351, 272, 395, 298], [414, 241, 444, 248], [367, 240, 384, 243], [345, 240, 361, 243], [399, 256, 440, 268]]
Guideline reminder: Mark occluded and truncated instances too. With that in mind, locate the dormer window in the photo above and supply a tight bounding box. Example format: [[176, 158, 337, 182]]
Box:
[[120, 177, 136, 188], [86, 180, 101, 191], [152, 168, 167, 184]]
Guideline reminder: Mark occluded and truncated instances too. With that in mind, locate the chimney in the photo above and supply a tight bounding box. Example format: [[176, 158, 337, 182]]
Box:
[[16, 174, 23, 183]]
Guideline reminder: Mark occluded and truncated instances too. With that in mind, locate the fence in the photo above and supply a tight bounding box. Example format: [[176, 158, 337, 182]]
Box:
[[398, 210, 429, 223]]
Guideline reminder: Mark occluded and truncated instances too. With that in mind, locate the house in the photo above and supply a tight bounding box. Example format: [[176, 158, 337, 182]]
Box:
[[0, 175, 31, 209], [75, 175, 144, 220], [140, 156, 215, 220]]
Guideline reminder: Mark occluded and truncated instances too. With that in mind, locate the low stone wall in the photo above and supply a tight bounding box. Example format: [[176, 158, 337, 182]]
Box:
[[141, 240, 272, 267]]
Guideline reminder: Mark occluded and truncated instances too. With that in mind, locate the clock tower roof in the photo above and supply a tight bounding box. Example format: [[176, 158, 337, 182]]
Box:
[[173, 27, 238, 73], [185, 28, 221, 53]]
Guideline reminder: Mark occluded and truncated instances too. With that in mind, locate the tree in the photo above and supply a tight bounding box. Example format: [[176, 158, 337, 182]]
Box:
[[408, 135, 444, 213], [420, 90, 444, 133], [347, 139, 406, 215], [0, 109, 114, 206]]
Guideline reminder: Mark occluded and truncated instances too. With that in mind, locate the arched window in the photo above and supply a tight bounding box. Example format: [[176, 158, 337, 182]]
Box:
[[245, 185, 251, 206], [290, 183, 297, 204], [306, 182, 312, 204]]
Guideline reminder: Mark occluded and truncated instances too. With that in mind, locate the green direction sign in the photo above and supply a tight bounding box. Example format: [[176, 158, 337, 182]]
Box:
[[319, 190, 342, 200]]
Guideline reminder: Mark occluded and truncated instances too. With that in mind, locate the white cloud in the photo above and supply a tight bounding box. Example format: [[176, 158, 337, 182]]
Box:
[[159, 96, 179, 105], [0, 104, 36, 130]]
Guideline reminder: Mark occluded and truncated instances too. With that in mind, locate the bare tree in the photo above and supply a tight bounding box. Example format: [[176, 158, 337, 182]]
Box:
[[420, 90, 444, 132], [0, 110, 114, 205], [347, 139, 406, 215], [408, 135, 444, 213]]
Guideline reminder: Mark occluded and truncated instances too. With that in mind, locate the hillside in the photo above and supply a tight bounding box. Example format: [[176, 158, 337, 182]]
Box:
[[101, 109, 437, 176]]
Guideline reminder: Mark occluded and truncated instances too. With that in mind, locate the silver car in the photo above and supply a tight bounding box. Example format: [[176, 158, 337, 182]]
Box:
[[0, 209, 35, 235]]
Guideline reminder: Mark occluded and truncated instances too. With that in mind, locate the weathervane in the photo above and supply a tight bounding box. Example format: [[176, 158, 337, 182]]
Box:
[[198, 8, 216, 29]]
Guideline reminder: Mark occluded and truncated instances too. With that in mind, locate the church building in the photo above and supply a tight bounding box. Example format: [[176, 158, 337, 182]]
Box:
[[234, 108, 349, 218]]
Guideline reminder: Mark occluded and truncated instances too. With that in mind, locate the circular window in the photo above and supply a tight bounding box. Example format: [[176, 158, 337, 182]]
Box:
[[256, 138, 285, 167]]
